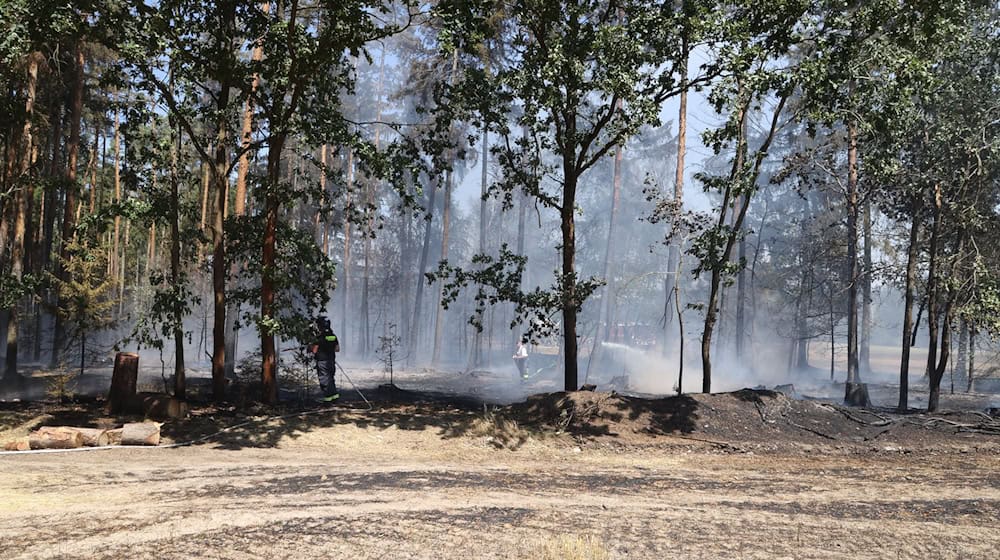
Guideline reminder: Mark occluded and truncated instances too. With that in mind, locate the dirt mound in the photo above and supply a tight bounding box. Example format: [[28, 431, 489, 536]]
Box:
[[503, 389, 1000, 452]]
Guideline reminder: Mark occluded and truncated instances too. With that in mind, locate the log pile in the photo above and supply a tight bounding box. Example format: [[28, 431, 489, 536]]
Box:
[[2, 422, 162, 451]]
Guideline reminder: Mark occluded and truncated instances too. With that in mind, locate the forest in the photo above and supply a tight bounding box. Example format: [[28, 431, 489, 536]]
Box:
[[1, 0, 999, 412]]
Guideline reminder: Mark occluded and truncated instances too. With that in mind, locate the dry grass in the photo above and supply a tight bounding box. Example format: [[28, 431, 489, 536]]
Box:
[[531, 535, 610, 560], [469, 405, 532, 449]]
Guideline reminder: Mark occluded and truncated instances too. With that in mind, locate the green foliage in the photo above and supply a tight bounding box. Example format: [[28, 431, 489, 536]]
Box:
[[429, 244, 603, 342], [52, 239, 117, 350], [226, 215, 337, 344], [0, 273, 41, 310]]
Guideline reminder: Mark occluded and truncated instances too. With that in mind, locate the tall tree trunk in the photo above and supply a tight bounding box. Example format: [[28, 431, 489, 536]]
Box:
[[860, 199, 873, 375], [474, 127, 489, 368], [955, 319, 968, 393], [408, 183, 437, 364], [341, 147, 353, 350], [431, 169, 453, 366], [260, 134, 284, 405], [665, 4, 688, 358], [210, 4, 235, 401], [898, 211, 919, 412], [735, 196, 747, 358], [793, 265, 812, 370], [170, 115, 186, 399], [845, 120, 860, 389], [560, 165, 580, 392], [399, 182, 412, 354], [701, 98, 748, 394], [924, 184, 942, 411], [111, 103, 121, 280], [3, 52, 40, 382], [829, 288, 835, 381], [225, 4, 266, 382], [701, 93, 786, 393], [928, 229, 961, 413], [360, 46, 387, 359], [929, 299, 952, 413], [966, 327, 976, 393], [41, 108, 59, 271], [52, 44, 85, 368], [512, 179, 527, 351], [586, 115, 623, 382]]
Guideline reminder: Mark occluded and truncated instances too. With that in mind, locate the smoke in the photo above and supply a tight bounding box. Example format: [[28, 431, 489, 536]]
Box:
[[597, 339, 815, 396]]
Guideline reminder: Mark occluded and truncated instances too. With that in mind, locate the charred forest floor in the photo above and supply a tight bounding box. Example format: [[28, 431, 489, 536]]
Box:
[[2, 375, 1000, 559]]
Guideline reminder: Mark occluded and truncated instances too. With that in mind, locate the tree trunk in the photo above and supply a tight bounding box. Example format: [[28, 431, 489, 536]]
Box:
[[898, 211, 919, 412], [793, 264, 812, 370], [111, 104, 122, 279], [665, 27, 687, 358], [955, 319, 968, 394], [512, 180, 527, 351], [359, 46, 387, 359], [701, 99, 748, 395], [408, 175, 437, 364], [341, 147, 354, 350], [924, 184, 941, 410], [398, 172, 414, 350], [431, 169, 453, 366], [829, 288, 835, 381], [929, 228, 961, 413], [474, 127, 489, 368], [210, 3, 235, 401], [585, 120, 623, 383], [3, 52, 39, 383], [560, 166, 580, 392], [845, 119, 860, 388], [261, 135, 285, 405], [966, 327, 976, 393], [52, 44, 85, 368], [170, 118, 185, 399], [225, 5, 265, 382], [735, 197, 747, 358], [860, 199, 873, 375]]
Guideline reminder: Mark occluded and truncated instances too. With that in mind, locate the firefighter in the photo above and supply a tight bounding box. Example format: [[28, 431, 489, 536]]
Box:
[[311, 316, 341, 402]]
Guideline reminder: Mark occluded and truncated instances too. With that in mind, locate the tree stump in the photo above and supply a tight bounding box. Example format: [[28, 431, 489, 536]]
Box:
[[28, 427, 83, 449], [121, 422, 161, 446], [844, 382, 871, 408], [108, 352, 140, 414]]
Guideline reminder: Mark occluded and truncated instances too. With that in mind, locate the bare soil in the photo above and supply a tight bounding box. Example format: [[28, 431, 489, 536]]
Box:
[[2, 380, 1000, 559]]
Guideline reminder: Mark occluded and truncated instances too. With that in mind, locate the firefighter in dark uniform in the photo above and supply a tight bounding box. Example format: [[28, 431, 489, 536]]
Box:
[[311, 316, 341, 402]]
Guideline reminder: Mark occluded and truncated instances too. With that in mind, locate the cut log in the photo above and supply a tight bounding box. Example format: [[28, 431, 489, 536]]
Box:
[[105, 428, 123, 445], [35, 426, 110, 447], [108, 352, 140, 414], [76, 427, 111, 447], [4, 437, 30, 451], [121, 422, 161, 446], [28, 427, 83, 449]]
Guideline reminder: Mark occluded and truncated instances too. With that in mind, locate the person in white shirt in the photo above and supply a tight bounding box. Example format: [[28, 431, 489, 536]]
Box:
[[513, 337, 529, 381]]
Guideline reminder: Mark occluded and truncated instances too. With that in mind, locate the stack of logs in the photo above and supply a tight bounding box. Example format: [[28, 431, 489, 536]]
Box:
[[3, 423, 162, 451]]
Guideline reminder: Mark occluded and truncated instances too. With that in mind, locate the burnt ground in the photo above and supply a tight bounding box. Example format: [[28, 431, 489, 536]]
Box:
[[2, 377, 1000, 559]]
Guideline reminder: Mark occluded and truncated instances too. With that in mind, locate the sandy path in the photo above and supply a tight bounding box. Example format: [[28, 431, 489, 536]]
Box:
[[2, 433, 999, 560]]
